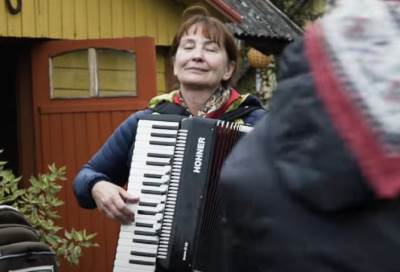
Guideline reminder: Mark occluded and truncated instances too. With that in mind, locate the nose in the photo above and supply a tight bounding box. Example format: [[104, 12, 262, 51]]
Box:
[[191, 47, 204, 62]]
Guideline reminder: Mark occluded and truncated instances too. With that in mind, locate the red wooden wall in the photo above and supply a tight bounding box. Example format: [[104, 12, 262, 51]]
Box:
[[30, 37, 157, 272]]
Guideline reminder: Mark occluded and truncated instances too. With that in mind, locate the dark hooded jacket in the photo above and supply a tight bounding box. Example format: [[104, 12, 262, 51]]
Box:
[[219, 26, 400, 272], [73, 91, 265, 209]]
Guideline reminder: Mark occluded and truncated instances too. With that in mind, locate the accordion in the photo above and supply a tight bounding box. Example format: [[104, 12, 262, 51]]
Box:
[[113, 115, 251, 272]]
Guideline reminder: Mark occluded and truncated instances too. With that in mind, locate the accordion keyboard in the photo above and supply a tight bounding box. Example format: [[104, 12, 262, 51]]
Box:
[[113, 118, 181, 272]]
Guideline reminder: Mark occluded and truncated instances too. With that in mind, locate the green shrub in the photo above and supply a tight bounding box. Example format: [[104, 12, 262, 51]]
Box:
[[0, 157, 98, 266]]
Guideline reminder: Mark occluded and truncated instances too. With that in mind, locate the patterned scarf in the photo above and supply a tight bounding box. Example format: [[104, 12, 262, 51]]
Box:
[[305, 0, 400, 198], [176, 86, 232, 117]]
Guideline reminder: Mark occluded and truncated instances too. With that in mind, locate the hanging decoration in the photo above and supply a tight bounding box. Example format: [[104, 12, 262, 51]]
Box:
[[247, 48, 272, 69], [245, 47, 276, 107]]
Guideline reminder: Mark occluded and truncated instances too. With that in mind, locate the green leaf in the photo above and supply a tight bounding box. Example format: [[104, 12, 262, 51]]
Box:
[[0, 161, 98, 266], [65, 231, 72, 240]]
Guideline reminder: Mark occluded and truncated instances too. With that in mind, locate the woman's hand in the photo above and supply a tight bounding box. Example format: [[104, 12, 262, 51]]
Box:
[[91, 180, 139, 224]]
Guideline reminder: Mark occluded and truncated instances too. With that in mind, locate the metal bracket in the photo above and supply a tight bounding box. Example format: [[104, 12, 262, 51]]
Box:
[[5, 0, 22, 15]]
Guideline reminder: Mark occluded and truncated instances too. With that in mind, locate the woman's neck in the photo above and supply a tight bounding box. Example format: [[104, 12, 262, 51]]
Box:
[[180, 88, 216, 116]]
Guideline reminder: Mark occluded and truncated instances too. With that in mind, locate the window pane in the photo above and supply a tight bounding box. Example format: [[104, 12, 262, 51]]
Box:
[[51, 50, 90, 98], [156, 48, 167, 94], [97, 49, 137, 97]]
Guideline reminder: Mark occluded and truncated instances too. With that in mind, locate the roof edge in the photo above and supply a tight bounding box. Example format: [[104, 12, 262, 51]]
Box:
[[206, 0, 242, 23], [265, 0, 303, 34]]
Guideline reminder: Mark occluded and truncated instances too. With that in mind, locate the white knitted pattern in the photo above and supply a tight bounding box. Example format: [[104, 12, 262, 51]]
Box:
[[321, 0, 400, 149]]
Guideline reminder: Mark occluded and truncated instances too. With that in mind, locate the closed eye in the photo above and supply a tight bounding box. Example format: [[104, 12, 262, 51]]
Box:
[[204, 43, 219, 52], [180, 39, 195, 50], [183, 45, 194, 50]]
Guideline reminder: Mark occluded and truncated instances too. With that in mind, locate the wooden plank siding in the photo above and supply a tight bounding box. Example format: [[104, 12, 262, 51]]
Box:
[[34, 109, 132, 271], [0, 0, 185, 46]]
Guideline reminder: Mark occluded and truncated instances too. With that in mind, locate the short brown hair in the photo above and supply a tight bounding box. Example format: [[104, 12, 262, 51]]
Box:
[[170, 9, 238, 86]]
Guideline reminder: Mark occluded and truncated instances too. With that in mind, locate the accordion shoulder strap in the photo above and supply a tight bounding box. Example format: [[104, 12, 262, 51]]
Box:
[[221, 105, 262, 122]]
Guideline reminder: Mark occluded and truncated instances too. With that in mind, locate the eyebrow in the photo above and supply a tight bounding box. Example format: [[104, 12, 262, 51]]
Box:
[[180, 37, 219, 46]]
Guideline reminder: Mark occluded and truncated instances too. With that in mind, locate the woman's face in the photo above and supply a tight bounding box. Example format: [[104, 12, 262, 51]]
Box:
[[173, 24, 235, 91]]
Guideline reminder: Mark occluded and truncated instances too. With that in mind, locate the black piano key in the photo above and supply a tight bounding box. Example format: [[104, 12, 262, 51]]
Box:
[[151, 132, 177, 138], [134, 229, 157, 236], [129, 259, 156, 266], [141, 189, 166, 195], [142, 181, 163, 187], [147, 152, 173, 158], [149, 140, 175, 146], [143, 173, 162, 179], [135, 222, 153, 228], [152, 124, 179, 130], [138, 201, 158, 207], [146, 161, 169, 166], [138, 210, 157, 215], [132, 238, 158, 245], [130, 250, 157, 258]]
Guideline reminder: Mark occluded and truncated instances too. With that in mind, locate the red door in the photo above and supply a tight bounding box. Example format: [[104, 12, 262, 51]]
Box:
[[31, 37, 157, 272]]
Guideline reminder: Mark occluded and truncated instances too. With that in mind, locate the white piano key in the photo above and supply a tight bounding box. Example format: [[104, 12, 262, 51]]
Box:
[[131, 164, 169, 173], [126, 202, 139, 217], [138, 203, 165, 213], [137, 119, 180, 128], [133, 146, 175, 156], [133, 142, 176, 152], [134, 228, 158, 236], [142, 178, 169, 186], [150, 120, 179, 128], [135, 212, 163, 222], [117, 245, 158, 259], [135, 135, 177, 144], [117, 235, 158, 246], [120, 220, 160, 234], [116, 248, 158, 259], [119, 228, 156, 238], [129, 193, 166, 203], [120, 254, 156, 265], [132, 234, 159, 244], [136, 221, 162, 231], [113, 265, 154, 272], [113, 261, 155, 272], [133, 142, 175, 153], [139, 200, 162, 208], [130, 155, 171, 165], [141, 184, 168, 195], [116, 243, 158, 253], [129, 169, 171, 179], [136, 127, 178, 136], [115, 254, 157, 265], [120, 220, 159, 233], [139, 198, 165, 207]]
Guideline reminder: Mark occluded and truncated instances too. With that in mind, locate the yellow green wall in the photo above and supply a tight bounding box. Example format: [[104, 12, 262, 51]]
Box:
[[0, 0, 185, 46], [0, 0, 234, 94]]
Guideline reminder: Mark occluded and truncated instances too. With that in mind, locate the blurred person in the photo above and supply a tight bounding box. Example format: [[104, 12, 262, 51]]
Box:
[[219, 0, 400, 271], [73, 7, 266, 224]]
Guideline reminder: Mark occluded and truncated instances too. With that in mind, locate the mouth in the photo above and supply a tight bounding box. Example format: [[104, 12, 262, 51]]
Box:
[[185, 67, 209, 72]]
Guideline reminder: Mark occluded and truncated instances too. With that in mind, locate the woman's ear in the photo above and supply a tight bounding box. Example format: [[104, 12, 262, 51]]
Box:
[[222, 61, 235, 81]]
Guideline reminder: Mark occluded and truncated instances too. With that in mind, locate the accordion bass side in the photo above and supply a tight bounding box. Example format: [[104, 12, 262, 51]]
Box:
[[113, 115, 252, 272]]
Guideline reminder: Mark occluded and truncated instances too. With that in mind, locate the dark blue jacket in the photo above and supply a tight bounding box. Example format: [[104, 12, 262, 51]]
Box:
[[219, 39, 400, 272], [73, 94, 266, 209]]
